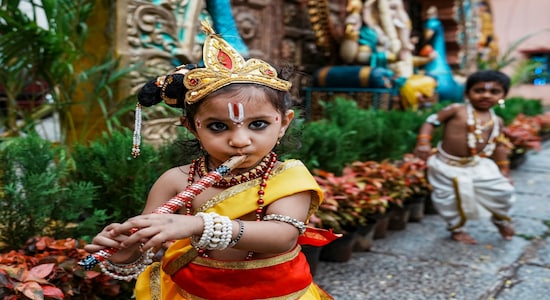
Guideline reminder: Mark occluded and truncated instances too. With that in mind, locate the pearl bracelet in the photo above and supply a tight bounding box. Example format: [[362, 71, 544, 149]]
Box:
[[99, 249, 154, 281], [191, 212, 233, 250], [262, 214, 307, 235]]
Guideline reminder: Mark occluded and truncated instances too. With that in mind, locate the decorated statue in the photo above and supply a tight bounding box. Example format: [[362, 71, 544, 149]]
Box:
[[421, 6, 463, 102], [340, 0, 414, 76], [477, 1, 499, 62], [205, 0, 249, 57]]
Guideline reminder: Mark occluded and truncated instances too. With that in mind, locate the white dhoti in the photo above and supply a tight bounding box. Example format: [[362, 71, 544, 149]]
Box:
[[427, 148, 515, 231]]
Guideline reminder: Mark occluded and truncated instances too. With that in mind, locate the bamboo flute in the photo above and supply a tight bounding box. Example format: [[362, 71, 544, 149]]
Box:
[[78, 155, 247, 270]]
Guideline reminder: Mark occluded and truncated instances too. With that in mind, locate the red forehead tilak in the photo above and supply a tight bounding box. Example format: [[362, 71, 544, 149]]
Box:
[[228, 102, 245, 125]]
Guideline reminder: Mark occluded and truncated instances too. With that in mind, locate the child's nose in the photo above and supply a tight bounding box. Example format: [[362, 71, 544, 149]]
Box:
[[228, 130, 251, 148]]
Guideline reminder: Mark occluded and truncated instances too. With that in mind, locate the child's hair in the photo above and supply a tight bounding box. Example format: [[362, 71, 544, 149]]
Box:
[[465, 70, 511, 95]]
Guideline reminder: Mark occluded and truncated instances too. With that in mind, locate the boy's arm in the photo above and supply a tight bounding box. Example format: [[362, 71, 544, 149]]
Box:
[[492, 118, 514, 177], [414, 104, 460, 160]]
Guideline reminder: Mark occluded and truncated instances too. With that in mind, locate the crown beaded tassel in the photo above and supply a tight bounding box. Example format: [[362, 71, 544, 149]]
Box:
[[131, 103, 142, 158], [183, 21, 291, 104]]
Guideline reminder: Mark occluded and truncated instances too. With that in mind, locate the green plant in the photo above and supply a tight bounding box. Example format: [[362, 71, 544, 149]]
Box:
[[0, 0, 138, 143], [495, 97, 544, 125], [0, 134, 106, 250], [71, 129, 166, 229], [0, 236, 133, 299], [478, 28, 550, 71], [286, 98, 440, 174]]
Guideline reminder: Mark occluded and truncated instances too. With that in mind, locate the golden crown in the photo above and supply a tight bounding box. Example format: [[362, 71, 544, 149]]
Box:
[[183, 21, 291, 104]]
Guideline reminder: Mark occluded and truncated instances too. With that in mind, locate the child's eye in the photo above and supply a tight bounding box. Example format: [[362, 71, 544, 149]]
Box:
[[472, 88, 503, 94], [207, 122, 228, 132], [249, 120, 269, 130]]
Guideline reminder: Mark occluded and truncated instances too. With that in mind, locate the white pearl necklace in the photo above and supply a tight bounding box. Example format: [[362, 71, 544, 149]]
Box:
[[466, 103, 499, 157]]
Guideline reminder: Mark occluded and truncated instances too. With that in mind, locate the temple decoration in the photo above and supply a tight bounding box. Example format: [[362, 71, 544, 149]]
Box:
[[477, 0, 499, 63], [420, 5, 464, 102]]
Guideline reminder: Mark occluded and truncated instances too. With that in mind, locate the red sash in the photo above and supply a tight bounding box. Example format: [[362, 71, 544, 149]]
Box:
[[171, 246, 312, 299]]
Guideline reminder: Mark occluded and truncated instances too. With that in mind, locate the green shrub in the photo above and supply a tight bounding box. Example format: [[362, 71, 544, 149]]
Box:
[[0, 134, 106, 250], [71, 129, 165, 231], [495, 97, 544, 125], [285, 98, 441, 174]]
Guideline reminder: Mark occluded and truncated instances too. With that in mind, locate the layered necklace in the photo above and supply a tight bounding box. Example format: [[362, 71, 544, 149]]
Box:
[[185, 152, 278, 259], [194, 152, 277, 188], [466, 103, 499, 157]]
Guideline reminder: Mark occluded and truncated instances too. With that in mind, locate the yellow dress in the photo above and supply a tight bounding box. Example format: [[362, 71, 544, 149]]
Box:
[[134, 160, 332, 299]]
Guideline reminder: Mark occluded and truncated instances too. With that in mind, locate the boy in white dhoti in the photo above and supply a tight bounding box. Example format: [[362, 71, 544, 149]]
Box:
[[414, 70, 515, 244]]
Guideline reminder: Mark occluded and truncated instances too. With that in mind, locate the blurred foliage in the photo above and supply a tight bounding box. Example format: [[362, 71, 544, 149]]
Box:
[[0, 134, 107, 250]]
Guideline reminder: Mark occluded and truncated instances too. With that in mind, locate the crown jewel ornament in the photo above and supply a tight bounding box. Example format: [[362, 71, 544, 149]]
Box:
[[183, 21, 291, 104]]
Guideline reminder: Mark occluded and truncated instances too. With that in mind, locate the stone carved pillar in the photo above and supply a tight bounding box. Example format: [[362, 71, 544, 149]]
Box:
[[115, 0, 205, 95]]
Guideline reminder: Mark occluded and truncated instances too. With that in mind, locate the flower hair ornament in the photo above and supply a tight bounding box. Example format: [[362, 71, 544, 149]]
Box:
[[183, 20, 292, 104]]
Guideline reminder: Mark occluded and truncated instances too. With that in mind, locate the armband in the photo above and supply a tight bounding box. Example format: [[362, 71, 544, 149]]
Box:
[[426, 114, 441, 126], [263, 214, 307, 235]]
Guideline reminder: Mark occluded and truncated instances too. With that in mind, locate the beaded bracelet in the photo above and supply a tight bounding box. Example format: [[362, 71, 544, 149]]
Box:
[[191, 212, 233, 250], [99, 249, 154, 281], [263, 214, 307, 235], [191, 212, 215, 249], [417, 134, 432, 141], [228, 219, 245, 248]]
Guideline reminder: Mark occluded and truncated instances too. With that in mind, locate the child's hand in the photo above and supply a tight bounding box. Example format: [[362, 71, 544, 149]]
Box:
[[414, 144, 432, 160], [111, 214, 204, 252], [84, 223, 137, 262]]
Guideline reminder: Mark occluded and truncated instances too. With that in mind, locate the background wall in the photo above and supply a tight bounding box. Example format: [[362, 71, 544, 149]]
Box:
[[492, 0, 550, 107]]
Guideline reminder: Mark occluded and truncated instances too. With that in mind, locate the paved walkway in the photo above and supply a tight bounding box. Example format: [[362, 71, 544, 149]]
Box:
[[314, 141, 550, 300]]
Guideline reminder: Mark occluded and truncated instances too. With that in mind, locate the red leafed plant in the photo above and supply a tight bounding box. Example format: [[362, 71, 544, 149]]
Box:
[[312, 160, 408, 233], [313, 169, 370, 233], [502, 113, 542, 153], [533, 112, 550, 135], [395, 154, 432, 200], [0, 237, 133, 300]]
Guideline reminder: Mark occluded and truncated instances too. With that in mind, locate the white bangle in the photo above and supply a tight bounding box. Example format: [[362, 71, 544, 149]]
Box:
[[426, 114, 441, 126], [191, 212, 233, 251], [262, 214, 307, 235]]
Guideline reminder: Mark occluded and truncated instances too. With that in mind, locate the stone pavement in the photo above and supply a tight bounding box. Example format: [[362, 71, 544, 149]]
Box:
[[313, 141, 550, 300]]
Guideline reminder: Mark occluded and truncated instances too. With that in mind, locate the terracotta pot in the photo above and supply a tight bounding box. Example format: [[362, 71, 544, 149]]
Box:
[[320, 231, 357, 262], [301, 245, 322, 276], [388, 205, 410, 230], [353, 222, 376, 252]]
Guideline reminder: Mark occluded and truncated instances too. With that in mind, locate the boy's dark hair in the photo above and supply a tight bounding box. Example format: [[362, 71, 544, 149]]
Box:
[[465, 70, 511, 95]]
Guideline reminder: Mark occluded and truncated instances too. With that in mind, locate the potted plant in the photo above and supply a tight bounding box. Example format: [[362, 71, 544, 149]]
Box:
[[502, 113, 542, 168], [396, 153, 433, 221], [313, 169, 374, 261]]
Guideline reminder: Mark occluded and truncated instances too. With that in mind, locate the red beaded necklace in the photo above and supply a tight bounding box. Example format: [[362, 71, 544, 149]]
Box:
[[185, 152, 278, 258], [195, 153, 276, 188]]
